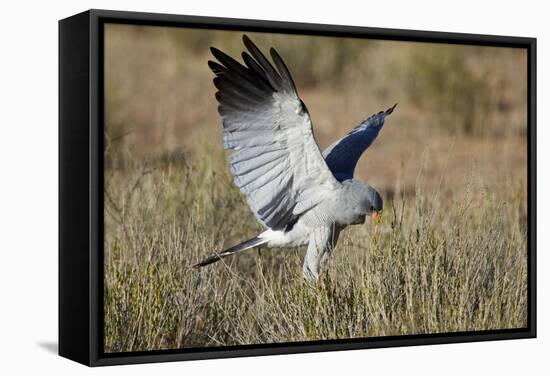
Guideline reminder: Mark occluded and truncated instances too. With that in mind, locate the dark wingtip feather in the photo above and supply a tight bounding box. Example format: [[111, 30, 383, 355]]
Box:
[[210, 46, 227, 62], [386, 103, 398, 115], [269, 47, 297, 93], [208, 60, 225, 75], [242, 35, 255, 54], [210, 47, 243, 70], [242, 34, 257, 55], [212, 77, 223, 90], [242, 35, 282, 90]]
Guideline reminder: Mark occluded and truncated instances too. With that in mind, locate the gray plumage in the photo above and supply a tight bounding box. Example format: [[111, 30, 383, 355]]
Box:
[[193, 35, 395, 282]]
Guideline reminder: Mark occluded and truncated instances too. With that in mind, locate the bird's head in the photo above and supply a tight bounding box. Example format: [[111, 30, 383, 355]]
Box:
[[342, 181, 383, 224], [366, 186, 383, 222]]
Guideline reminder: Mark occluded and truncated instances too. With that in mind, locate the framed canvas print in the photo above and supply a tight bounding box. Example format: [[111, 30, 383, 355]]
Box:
[[59, 9, 536, 366]]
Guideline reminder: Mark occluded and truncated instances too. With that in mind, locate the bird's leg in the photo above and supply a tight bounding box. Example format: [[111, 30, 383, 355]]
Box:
[[303, 263, 319, 285], [302, 225, 340, 285]]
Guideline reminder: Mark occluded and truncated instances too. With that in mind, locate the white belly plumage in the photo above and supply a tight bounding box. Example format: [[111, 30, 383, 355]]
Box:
[[259, 225, 310, 248]]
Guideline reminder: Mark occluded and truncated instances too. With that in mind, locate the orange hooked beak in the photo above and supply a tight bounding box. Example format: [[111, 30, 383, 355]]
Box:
[[370, 211, 379, 222]]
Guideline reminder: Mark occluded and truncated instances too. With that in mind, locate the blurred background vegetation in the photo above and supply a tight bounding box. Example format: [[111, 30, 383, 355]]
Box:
[[103, 24, 528, 352], [104, 24, 527, 198]]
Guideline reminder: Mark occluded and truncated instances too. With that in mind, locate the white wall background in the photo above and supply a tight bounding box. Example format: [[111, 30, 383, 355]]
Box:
[[0, 0, 547, 374]]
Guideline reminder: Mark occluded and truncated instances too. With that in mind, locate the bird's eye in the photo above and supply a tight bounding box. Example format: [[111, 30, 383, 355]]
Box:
[[370, 205, 375, 212]]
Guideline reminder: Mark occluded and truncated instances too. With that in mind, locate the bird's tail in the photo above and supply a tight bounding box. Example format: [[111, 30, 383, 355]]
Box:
[[191, 236, 268, 268]]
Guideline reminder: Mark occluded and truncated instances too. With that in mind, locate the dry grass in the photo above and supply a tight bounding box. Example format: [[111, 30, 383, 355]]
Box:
[[103, 137, 527, 352], [102, 25, 528, 353]]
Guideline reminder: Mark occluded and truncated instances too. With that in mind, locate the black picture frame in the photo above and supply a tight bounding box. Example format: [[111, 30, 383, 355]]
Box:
[[59, 8, 537, 367]]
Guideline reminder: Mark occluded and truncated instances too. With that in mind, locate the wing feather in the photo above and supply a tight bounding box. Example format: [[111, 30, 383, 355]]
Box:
[[242, 35, 283, 91], [242, 52, 271, 84], [209, 35, 340, 230], [270, 48, 297, 93], [323, 104, 397, 182]]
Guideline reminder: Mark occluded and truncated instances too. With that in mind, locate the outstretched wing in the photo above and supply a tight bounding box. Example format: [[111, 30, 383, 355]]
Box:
[[209, 35, 340, 231], [322, 104, 397, 182]]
